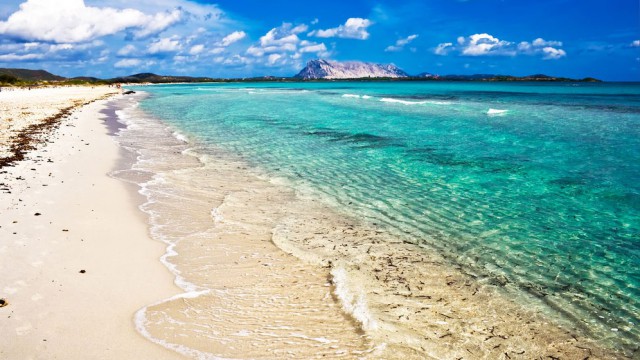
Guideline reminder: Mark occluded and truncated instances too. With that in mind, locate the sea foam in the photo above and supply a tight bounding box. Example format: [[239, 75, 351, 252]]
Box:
[[330, 266, 378, 331], [380, 98, 427, 105], [487, 108, 508, 116]]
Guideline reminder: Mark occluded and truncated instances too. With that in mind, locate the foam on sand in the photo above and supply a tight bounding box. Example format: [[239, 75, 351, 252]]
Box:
[[111, 98, 374, 359]]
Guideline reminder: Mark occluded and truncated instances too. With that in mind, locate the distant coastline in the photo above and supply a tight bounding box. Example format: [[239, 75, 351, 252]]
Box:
[[1, 66, 602, 87]]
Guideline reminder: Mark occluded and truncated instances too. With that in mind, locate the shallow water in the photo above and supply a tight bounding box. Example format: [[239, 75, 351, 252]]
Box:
[[118, 82, 639, 358]]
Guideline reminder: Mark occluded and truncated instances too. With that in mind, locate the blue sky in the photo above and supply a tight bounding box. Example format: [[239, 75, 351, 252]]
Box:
[[0, 0, 638, 80]]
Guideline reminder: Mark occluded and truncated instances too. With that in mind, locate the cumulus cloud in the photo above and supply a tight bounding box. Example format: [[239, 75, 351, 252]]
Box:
[[0, 0, 183, 43], [243, 22, 329, 68], [0, 38, 105, 64], [219, 31, 246, 46], [460, 33, 514, 56], [222, 54, 252, 67], [114, 58, 142, 68], [246, 45, 265, 57], [148, 36, 182, 54], [631, 40, 640, 47], [117, 44, 137, 56], [434, 42, 453, 55], [260, 23, 304, 47], [532, 38, 562, 47], [518, 38, 566, 59], [308, 18, 372, 40], [267, 53, 283, 65], [0, 53, 43, 61], [246, 23, 305, 58], [435, 34, 566, 59], [299, 42, 327, 54], [385, 34, 418, 52], [189, 44, 204, 55], [542, 47, 566, 60]]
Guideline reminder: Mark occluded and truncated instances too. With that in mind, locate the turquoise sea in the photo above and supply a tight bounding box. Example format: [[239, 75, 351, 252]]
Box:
[[129, 81, 639, 354]]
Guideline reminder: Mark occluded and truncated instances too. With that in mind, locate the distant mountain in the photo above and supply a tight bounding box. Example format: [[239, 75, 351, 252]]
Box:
[[0, 68, 65, 81], [295, 59, 409, 79], [70, 76, 103, 82], [108, 72, 216, 83]]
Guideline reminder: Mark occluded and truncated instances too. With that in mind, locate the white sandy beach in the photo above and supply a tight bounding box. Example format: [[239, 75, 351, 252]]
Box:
[[0, 87, 183, 359]]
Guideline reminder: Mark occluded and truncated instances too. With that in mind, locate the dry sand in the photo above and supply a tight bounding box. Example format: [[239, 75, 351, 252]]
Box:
[[0, 87, 183, 359]]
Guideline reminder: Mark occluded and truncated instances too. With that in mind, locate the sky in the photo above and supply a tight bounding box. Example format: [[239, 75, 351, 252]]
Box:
[[0, 0, 638, 81]]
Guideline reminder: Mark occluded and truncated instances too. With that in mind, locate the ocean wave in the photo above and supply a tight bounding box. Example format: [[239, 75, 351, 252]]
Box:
[[380, 98, 427, 105], [248, 89, 310, 95], [172, 130, 189, 143], [487, 108, 509, 116], [134, 290, 224, 360], [330, 266, 378, 331], [379, 97, 453, 105], [342, 94, 373, 100]]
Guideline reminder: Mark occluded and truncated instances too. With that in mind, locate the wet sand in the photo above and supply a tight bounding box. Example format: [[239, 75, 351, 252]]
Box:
[[0, 87, 183, 359]]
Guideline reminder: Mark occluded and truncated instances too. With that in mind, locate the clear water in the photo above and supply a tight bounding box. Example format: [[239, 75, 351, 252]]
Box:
[[131, 81, 640, 351]]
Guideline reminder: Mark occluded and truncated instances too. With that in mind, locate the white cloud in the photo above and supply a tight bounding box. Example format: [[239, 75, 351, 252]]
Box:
[[222, 54, 251, 66], [299, 42, 327, 53], [210, 47, 225, 54], [438, 34, 566, 60], [292, 24, 309, 34], [173, 55, 188, 63], [0, 53, 43, 61], [246, 45, 265, 57], [532, 38, 562, 47], [267, 53, 283, 65], [49, 44, 74, 52], [117, 44, 137, 56], [542, 46, 566, 60], [148, 36, 182, 54], [131, 9, 182, 39], [517, 41, 532, 52], [189, 44, 204, 55], [0, 0, 183, 43], [114, 58, 142, 68], [241, 22, 329, 69], [260, 24, 302, 47], [632, 40, 640, 47], [309, 18, 372, 40], [246, 23, 306, 58], [219, 31, 246, 46], [460, 33, 514, 56], [518, 38, 566, 59], [434, 42, 453, 55], [385, 34, 418, 52]]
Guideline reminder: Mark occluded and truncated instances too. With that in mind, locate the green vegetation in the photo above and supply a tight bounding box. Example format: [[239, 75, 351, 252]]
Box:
[[0, 73, 19, 85]]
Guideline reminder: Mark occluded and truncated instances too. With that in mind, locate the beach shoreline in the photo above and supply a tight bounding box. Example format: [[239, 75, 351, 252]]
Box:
[[0, 85, 629, 359], [114, 87, 625, 359], [0, 87, 183, 359]]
